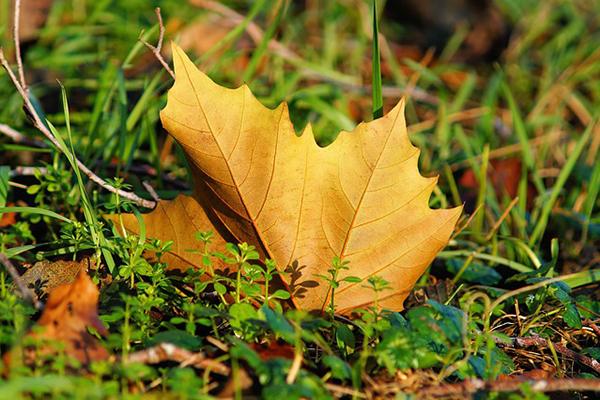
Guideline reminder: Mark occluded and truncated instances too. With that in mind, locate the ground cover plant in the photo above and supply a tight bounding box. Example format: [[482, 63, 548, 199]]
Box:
[[0, 0, 599, 398]]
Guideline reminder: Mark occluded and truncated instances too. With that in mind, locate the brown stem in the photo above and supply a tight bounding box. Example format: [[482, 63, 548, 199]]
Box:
[[416, 378, 600, 398], [13, 0, 27, 92], [0, 49, 156, 209], [125, 342, 229, 375], [0, 123, 48, 148], [495, 335, 600, 374], [139, 7, 175, 79]]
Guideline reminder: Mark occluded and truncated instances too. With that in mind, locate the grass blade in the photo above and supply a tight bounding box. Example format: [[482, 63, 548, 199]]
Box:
[[529, 120, 596, 245], [0, 206, 73, 224], [371, 0, 383, 119], [0, 166, 9, 208]]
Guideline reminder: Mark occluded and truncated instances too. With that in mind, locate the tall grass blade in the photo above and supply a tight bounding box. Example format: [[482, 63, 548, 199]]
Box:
[[371, 0, 383, 119], [529, 119, 595, 245]]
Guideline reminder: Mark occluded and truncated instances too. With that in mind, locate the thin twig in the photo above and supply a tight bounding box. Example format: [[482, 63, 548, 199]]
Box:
[[485, 196, 519, 240], [416, 378, 600, 398], [407, 107, 487, 134], [0, 123, 48, 147], [206, 335, 229, 352], [286, 348, 302, 384], [495, 335, 600, 374], [13, 0, 27, 91], [0, 50, 156, 209], [0, 253, 42, 310], [0, 123, 27, 142], [584, 319, 600, 336], [142, 181, 160, 202], [325, 383, 367, 398], [125, 342, 230, 375], [449, 129, 566, 171], [139, 7, 175, 79], [484, 273, 589, 326]]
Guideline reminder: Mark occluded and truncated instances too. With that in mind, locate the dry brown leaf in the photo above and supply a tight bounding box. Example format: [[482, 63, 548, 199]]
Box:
[[6, 269, 109, 368], [120, 44, 461, 313], [21, 258, 93, 297], [114, 195, 228, 271]]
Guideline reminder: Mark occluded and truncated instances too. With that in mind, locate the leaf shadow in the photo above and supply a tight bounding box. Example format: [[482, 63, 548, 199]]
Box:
[[284, 260, 319, 300]]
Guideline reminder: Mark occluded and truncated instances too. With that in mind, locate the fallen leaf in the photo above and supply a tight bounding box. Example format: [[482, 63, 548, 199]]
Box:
[[119, 44, 461, 314], [5, 269, 109, 369], [0, 209, 16, 228], [497, 368, 555, 382], [21, 258, 93, 297], [458, 157, 536, 212], [251, 341, 295, 361], [113, 194, 229, 271]]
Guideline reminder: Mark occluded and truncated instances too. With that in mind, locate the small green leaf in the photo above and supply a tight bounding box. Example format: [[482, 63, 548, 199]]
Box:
[[322, 355, 352, 380], [335, 323, 355, 349], [271, 289, 290, 300], [0, 166, 9, 207], [214, 282, 227, 295]]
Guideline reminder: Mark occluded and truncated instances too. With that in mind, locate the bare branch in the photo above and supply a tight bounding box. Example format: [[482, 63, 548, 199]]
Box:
[[495, 335, 600, 374], [0, 123, 48, 147], [0, 253, 42, 310], [142, 181, 160, 202], [125, 342, 230, 375], [13, 0, 27, 91], [140, 7, 175, 79], [416, 378, 600, 398], [0, 49, 156, 209], [0, 123, 27, 142]]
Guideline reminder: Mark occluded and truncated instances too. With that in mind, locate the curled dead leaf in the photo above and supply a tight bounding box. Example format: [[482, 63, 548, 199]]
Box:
[[4, 269, 108, 372]]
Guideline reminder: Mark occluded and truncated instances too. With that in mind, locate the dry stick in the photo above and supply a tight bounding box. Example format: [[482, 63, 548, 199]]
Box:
[[584, 319, 600, 336], [142, 181, 160, 202], [3, 2, 155, 208], [139, 7, 177, 194], [416, 378, 600, 398], [0, 50, 156, 209], [484, 273, 586, 326], [13, 0, 27, 92], [450, 203, 483, 240], [139, 7, 175, 79], [286, 348, 303, 384], [0, 123, 28, 143], [1, 122, 185, 190], [449, 130, 566, 171], [496, 335, 600, 374], [483, 272, 600, 370], [407, 107, 487, 134], [0, 123, 48, 147], [485, 196, 519, 241], [0, 253, 42, 310], [125, 342, 230, 375], [325, 383, 367, 399], [206, 335, 229, 352]]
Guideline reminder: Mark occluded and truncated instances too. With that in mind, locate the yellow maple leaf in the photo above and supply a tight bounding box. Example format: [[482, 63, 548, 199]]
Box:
[[117, 44, 462, 313]]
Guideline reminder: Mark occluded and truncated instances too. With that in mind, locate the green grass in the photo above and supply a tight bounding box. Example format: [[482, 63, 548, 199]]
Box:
[[0, 0, 599, 399]]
